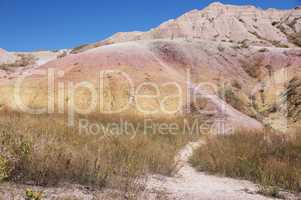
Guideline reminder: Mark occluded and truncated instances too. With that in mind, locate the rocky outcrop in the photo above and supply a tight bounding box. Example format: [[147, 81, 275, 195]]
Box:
[[283, 76, 301, 123], [86, 2, 301, 50]]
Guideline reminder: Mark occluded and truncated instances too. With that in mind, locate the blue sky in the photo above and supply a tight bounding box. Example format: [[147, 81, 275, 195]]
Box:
[[0, 0, 300, 51]]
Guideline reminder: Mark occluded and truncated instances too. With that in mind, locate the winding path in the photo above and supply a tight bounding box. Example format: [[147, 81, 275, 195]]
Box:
[[144, 140, 278, 200]]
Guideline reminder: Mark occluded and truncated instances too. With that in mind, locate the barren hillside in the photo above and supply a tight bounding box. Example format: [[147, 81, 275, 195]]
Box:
[[0, 2, 300, 130]]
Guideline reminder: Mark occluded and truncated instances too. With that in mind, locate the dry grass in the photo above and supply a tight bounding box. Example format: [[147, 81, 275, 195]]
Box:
[[0, 112, 198, 197], [190, 129, 301, 193], [282, 76, 301, 123]]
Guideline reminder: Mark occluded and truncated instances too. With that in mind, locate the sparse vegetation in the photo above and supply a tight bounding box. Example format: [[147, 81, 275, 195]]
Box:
[[248, 31, 289, 48], [70, 44, 89, 54], [271, 41, 289, 48], [276, 21, 301, 47], [218, 85, 257, 118], [190, 129, 301, 193], [218, 86, 243, 112], [282, 76, 301, 123], [258, 186, 283, 199], [0, 54, 36, 69], [288, 32, 301, 47]]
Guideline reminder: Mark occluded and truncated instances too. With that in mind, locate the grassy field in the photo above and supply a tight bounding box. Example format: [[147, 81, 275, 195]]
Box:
[[0, 112, 200, 198], [190, 129, 301, 195]]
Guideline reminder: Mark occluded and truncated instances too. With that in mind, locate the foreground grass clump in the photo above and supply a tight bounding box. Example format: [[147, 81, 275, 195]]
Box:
[[0, 112, 197, 196], [0, 155, 9, 181], [190, 129, 301, 193], [25, 189, 43, 200]]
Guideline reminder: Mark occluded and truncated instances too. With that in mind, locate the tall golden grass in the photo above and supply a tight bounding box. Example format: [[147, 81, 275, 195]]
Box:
[[0, 112, 199, 197], [190, 129, 301, 194]]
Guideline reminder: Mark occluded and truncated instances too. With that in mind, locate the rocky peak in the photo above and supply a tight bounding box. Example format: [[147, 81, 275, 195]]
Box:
[[205, 1, 257, 11], [80, 3, 301, 53], [206, 1, 225, 8]]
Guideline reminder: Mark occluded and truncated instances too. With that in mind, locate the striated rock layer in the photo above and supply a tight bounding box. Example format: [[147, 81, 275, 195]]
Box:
[[81, 2, 301, 52]]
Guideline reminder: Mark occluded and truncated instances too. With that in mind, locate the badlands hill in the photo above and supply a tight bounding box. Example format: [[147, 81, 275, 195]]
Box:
[[0, 2, 301, 130], [74, 2, 301, 53]]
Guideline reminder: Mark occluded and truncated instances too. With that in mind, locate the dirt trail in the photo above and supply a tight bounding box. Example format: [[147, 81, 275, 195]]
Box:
[[0, 140, 292, 200], [144, 140, 278, 200]]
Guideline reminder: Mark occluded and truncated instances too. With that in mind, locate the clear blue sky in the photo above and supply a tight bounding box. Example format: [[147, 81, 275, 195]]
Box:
[[0, 0, 300, 51]]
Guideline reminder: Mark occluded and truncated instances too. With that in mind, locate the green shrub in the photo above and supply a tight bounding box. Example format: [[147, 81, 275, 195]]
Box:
[[218, 87, 243, 112], [25, 189, 43, 200]]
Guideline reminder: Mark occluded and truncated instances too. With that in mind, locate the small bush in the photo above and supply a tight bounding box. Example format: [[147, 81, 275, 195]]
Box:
[[25, 189, 43, 200], [218, 87, 243, 112], [0, 155, 9, 181], [258, 186, 282, 199]]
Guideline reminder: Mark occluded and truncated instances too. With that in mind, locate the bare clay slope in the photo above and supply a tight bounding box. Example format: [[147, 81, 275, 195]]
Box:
[[1, 39, 301, 130]]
